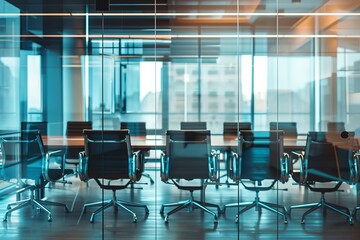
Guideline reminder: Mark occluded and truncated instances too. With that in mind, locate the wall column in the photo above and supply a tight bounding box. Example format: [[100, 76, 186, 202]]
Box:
[[62, 16, 86, 126]]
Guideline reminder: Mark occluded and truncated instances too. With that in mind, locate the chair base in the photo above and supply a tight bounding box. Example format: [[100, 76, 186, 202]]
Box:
[[82, 191, 149, 223], [160, 192, 220, 223], [142, 172, 155, 184], [223, 192, 288, 224], [3, 188, 69, 222], [289, 193, 353, 224]]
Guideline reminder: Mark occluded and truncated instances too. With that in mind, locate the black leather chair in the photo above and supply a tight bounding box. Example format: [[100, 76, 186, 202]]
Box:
[[1, 130, 69, 222], [180, 121, 207, 130], [223, 130, 290, 223], [79, 129, 149, 223], [120, 121, 154, 184], [270, 122, 298, 137], [120, 122, 147, 136], [65, 121, 92, 176], [21, 121, 73, 185], [289, 131, 354, 224], [222, 122, 252, 185], [223, 122, 252, 137], [21, 121, 48, 136], [160, 130, 220, 223]]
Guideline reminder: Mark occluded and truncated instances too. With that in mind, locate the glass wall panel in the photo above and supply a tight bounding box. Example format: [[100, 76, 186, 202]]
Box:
[[0, 0, 359, 239]]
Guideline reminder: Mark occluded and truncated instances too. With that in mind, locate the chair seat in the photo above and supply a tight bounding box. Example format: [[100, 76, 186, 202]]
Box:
[[47, 169, 73, 181], [65, 158, 79, 164]]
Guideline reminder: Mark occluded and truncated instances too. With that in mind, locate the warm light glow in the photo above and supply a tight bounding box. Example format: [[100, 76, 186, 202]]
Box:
[[0, 12, 360, 17], [1, 34, 359, 39]]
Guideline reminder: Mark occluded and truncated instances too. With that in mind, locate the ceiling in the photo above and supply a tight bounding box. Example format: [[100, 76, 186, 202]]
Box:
[[5, 0, 360, 56]]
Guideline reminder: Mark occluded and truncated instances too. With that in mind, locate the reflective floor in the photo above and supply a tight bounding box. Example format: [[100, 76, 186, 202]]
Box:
[[0, 167, 359, 240]]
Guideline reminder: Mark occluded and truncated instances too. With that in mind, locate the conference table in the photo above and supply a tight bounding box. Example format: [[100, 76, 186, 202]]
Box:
[[41, 134, 308, 201], [42, 135, 308, 151]]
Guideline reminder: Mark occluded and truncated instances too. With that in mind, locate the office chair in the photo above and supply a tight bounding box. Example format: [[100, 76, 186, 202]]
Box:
[[160, 130, 221, 223], [21, 121, 73, 185], [222, 122, 252, 186], [120, 122, 147, 136], [180, 121, 207, 130], [223, 130, 290, 223], [329, 131, 359, 220], [79, 130, 149, 223], [120, 121, 154, 184], [65, 121, 92, 176], [1, 130, 70, 222], [270, 122, 299, 172], [289, 131, 354, 224], [327, 121, 346, 132], [21, 121, 48, 136], [270, 122, 298, 137], [223, 122, 252, 137]]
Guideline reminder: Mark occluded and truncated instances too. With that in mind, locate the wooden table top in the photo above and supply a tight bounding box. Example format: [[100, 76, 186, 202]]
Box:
[[42, 135, 307, 151]]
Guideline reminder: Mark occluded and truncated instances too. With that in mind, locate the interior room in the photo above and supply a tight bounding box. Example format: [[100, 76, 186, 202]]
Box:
[[0, 0, 360, 239]]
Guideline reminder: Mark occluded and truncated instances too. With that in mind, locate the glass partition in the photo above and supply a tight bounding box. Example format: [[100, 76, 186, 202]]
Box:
[[0, 0, 359, 239]]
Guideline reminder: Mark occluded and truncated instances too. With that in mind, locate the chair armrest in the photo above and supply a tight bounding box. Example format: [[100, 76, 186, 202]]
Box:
[[209, 150, 220, 181], [349, 152, 360, 184], [130, 150, 143, 182], [291, 151, 304, 158], [228, 151, 239, 181], [42, 149, 65, 182], [78, 151, 88, 182], [160, 151, 168, 182], [279, 153, 290, 183], [47, 149, 64, 156], [291, 151, 307, 184]]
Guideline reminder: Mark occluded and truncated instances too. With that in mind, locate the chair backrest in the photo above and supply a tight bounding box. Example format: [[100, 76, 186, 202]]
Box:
[[269, 122, 297, 137], [120, 122, 146, 136], [180, 121, 207, 130], [1, 130, 45, 181], [238, 130, 285, 181], [335, 144, 355, 183], [83, 130, 132, 180], [304, 131, 343, 182], [66, 121, 92, 159], [223, 122, 252, 136], [21, 121, 48, 136], [327, 122, 345, 132], [166, 130, 211, 180], [66, 121, 92, 136]]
